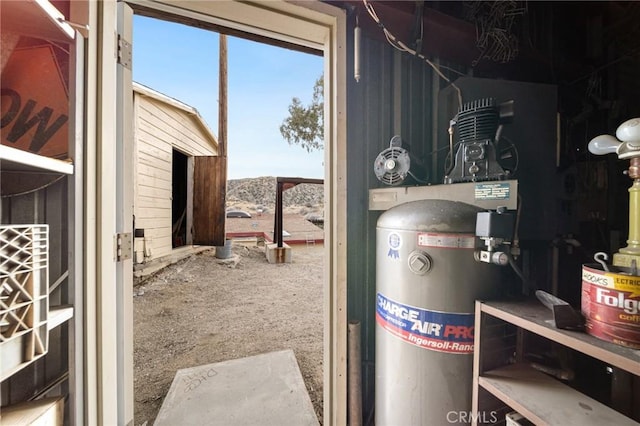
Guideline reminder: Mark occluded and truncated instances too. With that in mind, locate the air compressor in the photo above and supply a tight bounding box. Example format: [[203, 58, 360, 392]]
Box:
[[374, 98, 517, 425]]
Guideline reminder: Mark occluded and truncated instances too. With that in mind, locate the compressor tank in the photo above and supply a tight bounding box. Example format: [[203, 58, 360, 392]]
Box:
[[375, 200, 501, 425]]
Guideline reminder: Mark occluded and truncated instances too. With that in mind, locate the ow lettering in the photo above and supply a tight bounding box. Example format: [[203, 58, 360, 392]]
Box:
[[1, 88, 68, 152]]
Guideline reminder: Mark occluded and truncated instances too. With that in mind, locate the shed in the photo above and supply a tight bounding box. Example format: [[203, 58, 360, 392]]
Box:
[[2, 1, 640, 425], [132, 82, 218, 265]]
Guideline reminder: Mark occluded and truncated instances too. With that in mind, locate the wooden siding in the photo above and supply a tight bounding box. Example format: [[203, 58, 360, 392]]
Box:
[[133, 92, 217, 261]]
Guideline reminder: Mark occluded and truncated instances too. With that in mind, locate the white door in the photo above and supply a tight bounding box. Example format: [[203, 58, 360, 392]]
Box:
[[116, 2, 135, 424]]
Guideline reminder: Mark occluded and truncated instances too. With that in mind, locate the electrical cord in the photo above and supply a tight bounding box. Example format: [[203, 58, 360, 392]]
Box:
[[362, 0, 463, 108], [513, 194, 522, 250], [0, 174, 66, 198], [507, 251, 530, 295], [362, 0, 469, 177], [408, 170, 429, 184]]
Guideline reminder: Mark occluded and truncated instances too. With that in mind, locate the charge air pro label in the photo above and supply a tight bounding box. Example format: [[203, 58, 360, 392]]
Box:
[[376, 292, 475, 354]]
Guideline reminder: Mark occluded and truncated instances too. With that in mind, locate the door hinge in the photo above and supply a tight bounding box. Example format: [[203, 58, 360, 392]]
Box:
[[115, 232, 132, 261], [117, 33, 132, 70]]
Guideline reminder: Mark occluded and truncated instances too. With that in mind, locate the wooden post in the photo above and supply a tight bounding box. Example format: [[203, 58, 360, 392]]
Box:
[[217, 33, 228, 244], [275, 180, 283, 248], [218, 34, 227, 158]]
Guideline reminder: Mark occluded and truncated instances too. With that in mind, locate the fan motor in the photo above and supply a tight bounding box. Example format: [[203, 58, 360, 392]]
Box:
[[374, 146, 411, 186]]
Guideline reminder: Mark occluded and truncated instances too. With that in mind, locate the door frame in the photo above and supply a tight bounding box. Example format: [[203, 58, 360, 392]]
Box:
[[93, 1, 348, 424]]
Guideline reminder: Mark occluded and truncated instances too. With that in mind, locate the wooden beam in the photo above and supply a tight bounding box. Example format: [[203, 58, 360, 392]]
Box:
[[131, 4, 322, 57], [328, 0, 602, 82], [273, 177, 324, 248], [328, 0, 479, 65]]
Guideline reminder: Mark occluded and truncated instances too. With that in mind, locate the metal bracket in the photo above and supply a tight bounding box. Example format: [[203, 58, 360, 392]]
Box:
[[115, 232, 132, 261], [117, 34, 132, 70]]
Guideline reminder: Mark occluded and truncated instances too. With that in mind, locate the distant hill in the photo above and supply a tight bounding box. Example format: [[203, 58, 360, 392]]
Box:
[[227, 177, 324, 215]]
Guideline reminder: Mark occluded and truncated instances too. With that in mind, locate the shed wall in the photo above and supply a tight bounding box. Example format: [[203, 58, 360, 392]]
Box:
[[133, 93, 216, 261]]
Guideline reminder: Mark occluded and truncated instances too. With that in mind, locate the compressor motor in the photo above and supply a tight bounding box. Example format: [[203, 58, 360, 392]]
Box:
[[372, 97, 515, 186], [444, 97, 515, 184]]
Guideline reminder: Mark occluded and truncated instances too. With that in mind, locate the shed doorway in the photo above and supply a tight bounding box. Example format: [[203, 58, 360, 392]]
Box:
[[131, 17, 327, 424], [172, 149, 188, 248]]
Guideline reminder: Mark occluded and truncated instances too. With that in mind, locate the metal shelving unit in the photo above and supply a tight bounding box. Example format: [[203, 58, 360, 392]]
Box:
[[0, 145, 74, 175], [1, 1, 78, 420]]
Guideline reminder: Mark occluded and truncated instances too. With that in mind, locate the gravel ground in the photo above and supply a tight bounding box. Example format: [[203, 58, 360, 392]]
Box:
[[133, 243, 324, 425]]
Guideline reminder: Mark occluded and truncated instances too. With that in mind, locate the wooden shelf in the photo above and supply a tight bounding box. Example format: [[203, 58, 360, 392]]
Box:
[[1, 396, 64, 425], [0, 145, 73, 175], [480, 300, 640, 376], [473, 300, 640, 425], [479, 363, 638, 426]]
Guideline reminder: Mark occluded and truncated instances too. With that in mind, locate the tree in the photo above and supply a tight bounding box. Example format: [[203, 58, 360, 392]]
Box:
[[279, 75, 324, 153]]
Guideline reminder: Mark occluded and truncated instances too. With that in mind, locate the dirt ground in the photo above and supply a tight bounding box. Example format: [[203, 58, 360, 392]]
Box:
[[133, 242, 324, 425]]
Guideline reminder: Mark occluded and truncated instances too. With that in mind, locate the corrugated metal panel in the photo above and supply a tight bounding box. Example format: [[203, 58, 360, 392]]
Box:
[[346, 29, 436, 418]]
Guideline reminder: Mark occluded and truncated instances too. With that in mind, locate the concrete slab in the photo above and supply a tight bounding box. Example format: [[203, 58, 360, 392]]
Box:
[[154, 350, 319, 426], [133, 246, 212, 283]]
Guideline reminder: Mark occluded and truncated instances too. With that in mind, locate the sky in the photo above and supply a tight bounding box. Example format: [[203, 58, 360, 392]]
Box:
[[132, 15, 324, 179]]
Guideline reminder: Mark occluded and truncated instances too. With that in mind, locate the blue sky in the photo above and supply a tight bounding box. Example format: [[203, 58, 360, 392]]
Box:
[[132, 15, 324, 179]]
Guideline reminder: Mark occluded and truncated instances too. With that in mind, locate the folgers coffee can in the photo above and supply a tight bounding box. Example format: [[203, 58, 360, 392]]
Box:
[[581, 264, 640, 349]]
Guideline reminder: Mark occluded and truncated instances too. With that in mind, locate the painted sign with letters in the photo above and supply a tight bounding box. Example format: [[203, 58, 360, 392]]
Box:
[[1, 44, 69, 159]]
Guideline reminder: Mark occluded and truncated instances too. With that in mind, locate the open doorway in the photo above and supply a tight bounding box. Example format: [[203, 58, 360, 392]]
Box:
[[171, 149, 188, 248], [127, 2, 344, 421]]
